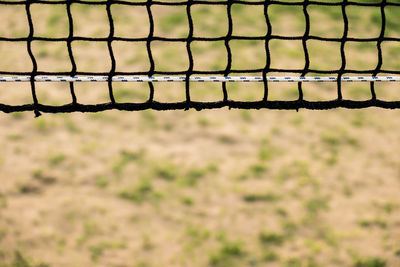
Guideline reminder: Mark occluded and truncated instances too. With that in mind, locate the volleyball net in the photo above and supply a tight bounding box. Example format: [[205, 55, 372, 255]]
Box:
[[0, 0, 400, 115]]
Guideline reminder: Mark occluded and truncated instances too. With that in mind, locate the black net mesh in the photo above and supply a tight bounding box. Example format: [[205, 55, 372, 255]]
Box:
[[0, 0, 400, 116]]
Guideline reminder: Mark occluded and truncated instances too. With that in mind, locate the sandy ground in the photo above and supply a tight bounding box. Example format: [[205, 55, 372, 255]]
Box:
[[0, 2, 400, 267]]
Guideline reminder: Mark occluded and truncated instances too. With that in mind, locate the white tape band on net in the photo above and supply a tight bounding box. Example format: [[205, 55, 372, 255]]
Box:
[[1, 76, 400, 82]]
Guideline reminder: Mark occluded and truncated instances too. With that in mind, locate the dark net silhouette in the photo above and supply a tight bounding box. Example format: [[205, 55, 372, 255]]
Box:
[[0, 0, 400, 116]]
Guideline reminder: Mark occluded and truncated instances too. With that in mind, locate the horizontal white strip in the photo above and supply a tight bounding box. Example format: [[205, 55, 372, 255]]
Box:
[[0, 76, 400, 82]]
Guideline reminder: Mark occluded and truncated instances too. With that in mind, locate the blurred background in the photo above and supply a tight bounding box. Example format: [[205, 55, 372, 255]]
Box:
[[0, 0, 400, 266]]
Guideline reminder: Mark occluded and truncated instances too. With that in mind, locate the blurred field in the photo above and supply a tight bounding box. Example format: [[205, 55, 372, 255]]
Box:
[[1, 1, 400, 267]]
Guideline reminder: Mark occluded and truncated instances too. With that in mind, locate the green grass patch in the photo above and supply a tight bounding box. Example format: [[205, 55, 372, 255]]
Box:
[[353, 257, 386, 267], [76, 221, 102, 246], [242, 192, 280, 203], [248, 163, 268, 178], [180, 196, 194, 206], [48, 153, 66, 167], [209, 240, 246, 267], [281, 220, 298, 236], [89, 241, 126, 262], [285, 257, 302, 267], [118, 180, 162, 204], [304, 196, 330, 216], [185, 225, 210, 247], [17, 183, 40, 194], [32, 169, 56, 185], [95, 176, 109, 188], [178, 164, 217, 186], [394, 249, 400, 256], [321, 128, 360, 150], [5, 251, 50, 267], [262, 250, 279, 262], [276, 160, 311, 183], [33, 118, 54, 133], [153, 161, 178, 181], [258, 139, 279, 161], [111, 149, 144, 176], [259, 231, 286, 246], [358, 218, 387, 229]]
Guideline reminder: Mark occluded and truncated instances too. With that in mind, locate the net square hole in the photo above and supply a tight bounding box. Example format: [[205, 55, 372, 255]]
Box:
[[31, 4, 68, 38], [302, 81, 338, 101], [72, 41, 111, 73], [381, 41, 400, 71], [345, 41, 378, 71], [74, 82, 110, 105], [151, 41, 188, 72], [308, 4, 343, 38], [346, 5, 381, 39], [0, 42, 32, 72], [71, 4, 109, 38], [0, 6, 29, 38], [267, 79, 299, 101], [341, 82, 373, 101], [190, 82, 224, 103], [192, 5, 228, 38], [374, 82, 400, 101], [230, 40, 266, 71], [112, 5, 149, 38], [385, 5, 400, 38], [269, 39, 304, 70], [192, 41, 227, 72], [227, 81, 264, 102], [308, 40, 341, 71], [36, 82, 72, 106], [268, 4, 305, 37], [153, 82, 186, 103], [231, 4, 268, 37], [32, 41, 71, 72], [113, 83, 150, 103], [0, 83, 32, 106], [152, 5, 188, 38], [113, 41, 149, 73]]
